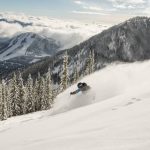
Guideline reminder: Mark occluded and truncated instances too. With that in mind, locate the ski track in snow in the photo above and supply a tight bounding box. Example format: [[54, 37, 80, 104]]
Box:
[[1, 61, 150, 150]]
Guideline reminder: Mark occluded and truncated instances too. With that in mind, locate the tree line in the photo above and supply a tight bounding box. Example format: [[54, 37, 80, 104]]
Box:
[[0, 50, 95, 121]]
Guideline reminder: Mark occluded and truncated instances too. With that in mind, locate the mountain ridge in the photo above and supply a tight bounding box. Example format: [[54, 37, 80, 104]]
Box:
[[1, 16, 150, 81], [19, 16, 150, 82]]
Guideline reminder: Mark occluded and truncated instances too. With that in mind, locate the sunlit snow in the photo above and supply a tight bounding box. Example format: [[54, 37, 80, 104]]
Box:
[[0, 61, 150, 150]]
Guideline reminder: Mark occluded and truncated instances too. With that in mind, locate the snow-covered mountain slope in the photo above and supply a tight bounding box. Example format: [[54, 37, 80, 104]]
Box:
[[1, 61, 150, 150], [0, 32, 60, 60], [20, 16, 150, 86]]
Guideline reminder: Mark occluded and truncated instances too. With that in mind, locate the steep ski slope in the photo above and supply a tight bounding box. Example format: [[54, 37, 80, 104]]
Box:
[[1, 61, 150, 150]]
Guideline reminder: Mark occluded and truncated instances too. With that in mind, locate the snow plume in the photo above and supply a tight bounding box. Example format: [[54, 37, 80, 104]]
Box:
[[52, 60, 150, 114], [0, 12, 108, 49]]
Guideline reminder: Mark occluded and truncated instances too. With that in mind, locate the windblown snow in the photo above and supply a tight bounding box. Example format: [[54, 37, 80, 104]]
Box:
[[1, 61, 150, 150]]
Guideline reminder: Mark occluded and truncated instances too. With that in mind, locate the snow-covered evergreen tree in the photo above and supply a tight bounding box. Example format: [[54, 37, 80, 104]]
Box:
[[0, 82, 2, 120], [9, 73, 20, 116], [26, 74, 34, 113], [0, 80, 8, 120], [6, 82, 12, 118], [60, 51, 69, 92], [34, 78, 40, 111], [45, 68, 53, 109], [34, 73, 42, 111], [73, 64, 79, 84], [85, 50, 95, 75], [40, 76, 46, 110], [18, 72, 26, 115], [90, 49, 95, 73]]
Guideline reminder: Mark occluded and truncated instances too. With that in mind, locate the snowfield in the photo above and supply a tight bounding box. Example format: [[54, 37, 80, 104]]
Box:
[[1, 61, 150, 150]]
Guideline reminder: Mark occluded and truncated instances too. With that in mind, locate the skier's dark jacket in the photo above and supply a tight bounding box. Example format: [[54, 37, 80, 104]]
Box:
[[70, 82, 90, 95]]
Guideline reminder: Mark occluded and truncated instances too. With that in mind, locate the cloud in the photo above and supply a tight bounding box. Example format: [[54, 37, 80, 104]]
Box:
[[109, 0, 147, 9], [73, 0, 109, 16], [72, 11, 108, 15], [74, 0, 104, 11], [0, 12, 108, 49], [0, 22, 23, 37], [143, 7, 150, 16], [74, 0, 84, 5], [83, 6, 103, 11], [109, 0, 146, 5]]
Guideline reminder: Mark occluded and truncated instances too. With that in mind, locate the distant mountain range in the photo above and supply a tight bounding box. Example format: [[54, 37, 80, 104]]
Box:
[[0, 32, 60, 61], [20, 16, 150, 83], [0, 13, 107, 76], [1, 16, 150, 83], [0, 32, 61, 76]]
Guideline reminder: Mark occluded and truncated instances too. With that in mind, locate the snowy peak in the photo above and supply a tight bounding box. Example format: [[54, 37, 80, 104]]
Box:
[[122, 16, 150, 27], [0, 32, 60, 60], [79, 16, 150, 62]]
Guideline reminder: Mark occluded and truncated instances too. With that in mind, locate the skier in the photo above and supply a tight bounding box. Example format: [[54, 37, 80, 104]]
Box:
[[70, 82, 90, 95]]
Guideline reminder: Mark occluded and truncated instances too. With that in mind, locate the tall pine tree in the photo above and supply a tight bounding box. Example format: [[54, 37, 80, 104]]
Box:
[[85, 49, 95, 75], [45, 68, 53, 109], [18, 72, 26, 115], [60, 51, 69, 92], [9, 73, 20, 116], [0, 80, 8, 120], [26, 74, 34, 113], [73, 64, 79, 84]]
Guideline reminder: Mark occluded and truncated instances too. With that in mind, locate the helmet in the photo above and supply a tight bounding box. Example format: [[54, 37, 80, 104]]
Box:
[[77, 82, 83, 88], [82, 82, 87, 87], [77, 82, 87, 88]]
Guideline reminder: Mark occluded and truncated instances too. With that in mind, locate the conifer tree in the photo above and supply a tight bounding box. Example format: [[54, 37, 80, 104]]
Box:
[[40, 76, 47, 110], [26, 74, 34, 113], [85, 50, 95, 75], [34, 73, 46, 111], [0, 80, 8, 120], [90, 49, 95, 73], [73, 65, 79, 84], [9, 73, 20, 116], [34, 78, 40, 111], [60, 51, 69, 92], [18, 72, 26, 115], [0, 82, 3, 120], [34, 72, 43, 111], [6, 82, 12, 118], [45, 68, 53, 109]]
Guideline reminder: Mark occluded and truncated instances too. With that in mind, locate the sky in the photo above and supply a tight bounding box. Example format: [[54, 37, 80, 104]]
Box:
[[0, 0, 150, 24]]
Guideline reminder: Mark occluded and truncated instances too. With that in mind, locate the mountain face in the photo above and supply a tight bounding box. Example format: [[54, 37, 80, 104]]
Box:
[[0, 32, 60, 60], [89, 16, 150, 62], [19, 17, 150, 83], [0, 32, 61, 76]]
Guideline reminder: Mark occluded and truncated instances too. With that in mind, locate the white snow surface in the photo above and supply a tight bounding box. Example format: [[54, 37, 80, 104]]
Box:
[[1, 61, 150, 150]]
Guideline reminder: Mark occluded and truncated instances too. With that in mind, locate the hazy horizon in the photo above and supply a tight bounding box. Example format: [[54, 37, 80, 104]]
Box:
[[0, 0, 150, 24]]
